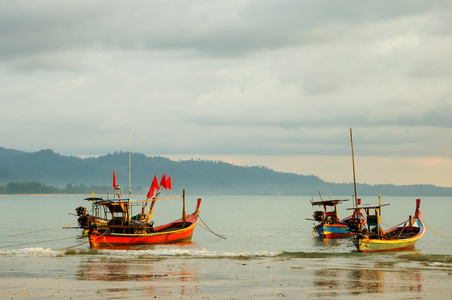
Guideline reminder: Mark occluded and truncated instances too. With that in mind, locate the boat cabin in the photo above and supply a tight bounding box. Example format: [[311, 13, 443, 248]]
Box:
[[348, 203, 390, 238], [311, 199, 349, 224]]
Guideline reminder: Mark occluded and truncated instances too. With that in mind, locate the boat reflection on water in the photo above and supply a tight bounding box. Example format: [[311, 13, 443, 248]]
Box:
[[348, 268, 384, 294], [312, 263, 423, 297], [313, 269, 341, 298], [313, 236, 351, 249], [348, 267, 423, 295], [76, 249, 199, 297], [77, 258, 197, 282]]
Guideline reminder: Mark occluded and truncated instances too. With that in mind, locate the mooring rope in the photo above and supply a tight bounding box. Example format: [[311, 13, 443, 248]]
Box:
[[311, 227, 317, 237], [61, 239, 90, 250], [424, 221, 452, 242], [0, 236, 79, 249], [62, 231, 109, 249], [199, 216, 226, 239], [8, 222, 78, 237], [153, 211, 225, 239]]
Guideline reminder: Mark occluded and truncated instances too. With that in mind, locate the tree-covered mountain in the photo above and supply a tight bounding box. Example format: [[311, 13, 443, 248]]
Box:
[[0, 146, 451, 196]]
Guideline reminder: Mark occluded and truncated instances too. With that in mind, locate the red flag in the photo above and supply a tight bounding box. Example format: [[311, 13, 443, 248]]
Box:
[[113, 169, 117, 189], [160, 174, 168, 190], [152, 175, 160, 191], [147, 175, 160, 199], [167, 176, 172, 190]]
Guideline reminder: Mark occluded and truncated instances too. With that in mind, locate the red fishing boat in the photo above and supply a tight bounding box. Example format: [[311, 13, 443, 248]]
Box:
[[74, 169, 202, 248], [72, 133, 202, 248], [89, 195, 201, 248]]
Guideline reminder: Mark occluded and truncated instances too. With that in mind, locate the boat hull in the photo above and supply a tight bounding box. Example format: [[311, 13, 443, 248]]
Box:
[[315, 224, 353, 238], [354, 237, 419, 252], [89, 213, 198, 248], [315, 212, 366, 239], [354, 217, 424, 252]]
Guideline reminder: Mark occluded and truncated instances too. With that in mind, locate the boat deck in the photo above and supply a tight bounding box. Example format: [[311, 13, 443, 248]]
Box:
[[384, 227, 420, 239], [156, 222, 194, 233]]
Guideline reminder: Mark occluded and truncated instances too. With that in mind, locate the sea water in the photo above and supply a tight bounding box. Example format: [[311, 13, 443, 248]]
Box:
[[1, 194, 452, 299]]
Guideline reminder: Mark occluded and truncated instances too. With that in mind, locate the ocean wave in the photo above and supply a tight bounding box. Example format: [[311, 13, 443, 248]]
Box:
[[3, 247, 452, 264], [1, 247, 282, 259], [83, 248, 282, 259], [0, 247, 61, 257], [278, 251, 358, 259]]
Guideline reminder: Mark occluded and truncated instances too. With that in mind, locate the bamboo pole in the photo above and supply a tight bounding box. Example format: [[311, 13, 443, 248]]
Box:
[[182, 189, 187, 227], [396, 223, 408, 239], [128, 130, 131, 199], [350, 128, 358, 209]]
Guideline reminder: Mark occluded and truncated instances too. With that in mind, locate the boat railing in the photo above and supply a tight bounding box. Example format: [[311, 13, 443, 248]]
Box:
[[128, 195, 184, 204], [93, 195, 183, 206], [383, 217, 421, 233]]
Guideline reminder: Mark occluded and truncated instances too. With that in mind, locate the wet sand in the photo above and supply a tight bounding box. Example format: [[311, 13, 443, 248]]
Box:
[[2, 256, 452, 299]]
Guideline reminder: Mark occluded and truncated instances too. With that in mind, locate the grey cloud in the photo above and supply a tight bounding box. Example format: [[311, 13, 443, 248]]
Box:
[[1, 0, 452, 165], [2, 1, 451, 69]]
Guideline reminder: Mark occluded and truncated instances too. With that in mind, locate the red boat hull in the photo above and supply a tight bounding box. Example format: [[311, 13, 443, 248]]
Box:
[[89, 213, 198, 248]]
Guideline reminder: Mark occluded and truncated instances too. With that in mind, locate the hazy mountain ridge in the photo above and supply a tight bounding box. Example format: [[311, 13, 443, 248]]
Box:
[[0, 146, 451, 196]]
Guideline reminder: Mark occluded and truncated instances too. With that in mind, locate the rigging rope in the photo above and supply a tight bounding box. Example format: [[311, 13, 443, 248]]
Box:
[[153, 211, 174, 220]]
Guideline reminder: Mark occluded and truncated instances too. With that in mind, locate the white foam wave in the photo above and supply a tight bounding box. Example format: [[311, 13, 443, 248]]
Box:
[[100, 248, 281, 258], [0, 247, 61, 257], [0, 247, 282, 259]]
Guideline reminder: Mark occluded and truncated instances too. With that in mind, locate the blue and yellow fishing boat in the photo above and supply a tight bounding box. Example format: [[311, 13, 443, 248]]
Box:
[[308, 197, 366, 238]]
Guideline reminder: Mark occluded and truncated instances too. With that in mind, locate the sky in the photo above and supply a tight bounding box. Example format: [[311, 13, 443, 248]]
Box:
[[1, 1, 452, 187]]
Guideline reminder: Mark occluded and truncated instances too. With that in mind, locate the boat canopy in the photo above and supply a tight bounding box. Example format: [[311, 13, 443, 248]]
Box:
[[84, 197, 104, 201], [347, 203, 390, 210], [311, 199, 349, 206]]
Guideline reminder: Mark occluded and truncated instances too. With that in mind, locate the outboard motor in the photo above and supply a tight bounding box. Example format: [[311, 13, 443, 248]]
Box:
[[344, 217, 363, 232], [76, 206, 87, 216], [313, 211, 325, 222], [76, 206, 89, 228]]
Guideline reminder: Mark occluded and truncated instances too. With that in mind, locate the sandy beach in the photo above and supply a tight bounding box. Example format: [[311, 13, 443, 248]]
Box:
[[2, 253, 452, 299]]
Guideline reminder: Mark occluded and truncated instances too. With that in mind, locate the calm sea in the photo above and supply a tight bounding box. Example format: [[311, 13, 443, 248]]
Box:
[[1, 194, 452, 299]]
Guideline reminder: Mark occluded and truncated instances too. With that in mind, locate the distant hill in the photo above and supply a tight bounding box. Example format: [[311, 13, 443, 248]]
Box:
[[0, 146, 451, 196]]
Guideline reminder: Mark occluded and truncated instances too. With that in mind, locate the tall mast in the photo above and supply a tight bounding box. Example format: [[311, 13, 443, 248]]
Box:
[[129, 130, 131, 199], [350, 127, 358, 208]]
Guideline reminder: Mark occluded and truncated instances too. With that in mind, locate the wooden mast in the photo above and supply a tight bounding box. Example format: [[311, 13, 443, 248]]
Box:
[[182, 189, 187, 227], [128, 130, 131, 200], [350, 127, 358, 209], [128, 130, 132, 222]]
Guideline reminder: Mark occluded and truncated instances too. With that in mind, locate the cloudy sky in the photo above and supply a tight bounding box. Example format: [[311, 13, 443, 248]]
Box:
[[1, 1, 452, 187]]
